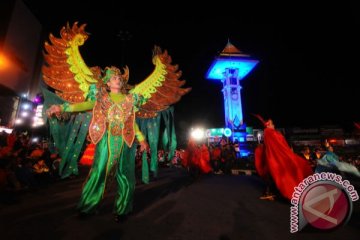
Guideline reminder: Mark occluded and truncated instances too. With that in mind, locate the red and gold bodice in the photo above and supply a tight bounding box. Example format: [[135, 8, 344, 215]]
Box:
[[89, 88, 136, 147]]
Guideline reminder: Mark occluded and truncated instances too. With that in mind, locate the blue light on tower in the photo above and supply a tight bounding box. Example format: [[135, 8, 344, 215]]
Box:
[[206, 58, 258, 80], [206, 41, 259, 141]]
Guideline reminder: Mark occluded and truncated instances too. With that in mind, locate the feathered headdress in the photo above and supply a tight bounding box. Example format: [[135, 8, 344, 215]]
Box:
[[102, 66, 129, 84]]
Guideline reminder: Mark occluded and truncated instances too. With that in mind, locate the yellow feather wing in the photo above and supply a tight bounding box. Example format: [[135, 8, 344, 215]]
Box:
[[130, 46, 191, 118], [42, 22, 101, 103]]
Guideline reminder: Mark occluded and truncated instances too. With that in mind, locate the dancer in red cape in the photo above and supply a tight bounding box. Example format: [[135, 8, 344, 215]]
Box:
[[182, 139, 212, 177], [254, 115, 313, 201], [199, 143, 212, 174], [181, 138, 197, 170]]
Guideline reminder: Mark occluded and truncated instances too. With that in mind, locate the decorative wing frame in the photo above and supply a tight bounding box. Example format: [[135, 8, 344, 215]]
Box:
[[130, 46, 191, 118], [42, 22, 101, 103], [43, 22, 191, 114]]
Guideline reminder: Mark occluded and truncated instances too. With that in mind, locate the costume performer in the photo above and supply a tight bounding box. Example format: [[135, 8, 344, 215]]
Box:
[[253, 115, 313, 201], [182, 140, 212, 177], [181, 138, 199, 175], [199, 143, 212, 174], [43, 23, 191, 221], [316, 144, 360, 177]]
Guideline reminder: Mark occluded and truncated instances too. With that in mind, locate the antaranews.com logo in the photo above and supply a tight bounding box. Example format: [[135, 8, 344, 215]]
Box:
[[290, 172, 359, 233]]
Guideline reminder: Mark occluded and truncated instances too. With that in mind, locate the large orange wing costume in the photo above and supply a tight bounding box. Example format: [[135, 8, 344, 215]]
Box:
[[42, 22, 191, 115]]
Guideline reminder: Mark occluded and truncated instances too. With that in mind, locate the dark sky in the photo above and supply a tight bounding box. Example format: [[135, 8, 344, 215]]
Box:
[[23, 1, 360, 135]]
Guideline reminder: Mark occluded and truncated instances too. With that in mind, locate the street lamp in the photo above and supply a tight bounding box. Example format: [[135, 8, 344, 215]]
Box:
[[190, 127, 205, 141]]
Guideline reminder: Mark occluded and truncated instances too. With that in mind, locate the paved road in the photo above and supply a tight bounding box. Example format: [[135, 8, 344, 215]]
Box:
[[1, 166, 359, 240]]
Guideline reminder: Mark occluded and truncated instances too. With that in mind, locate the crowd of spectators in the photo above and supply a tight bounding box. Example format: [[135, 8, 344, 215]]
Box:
[[2, 129, 360, 204], [0, 130, 61, 203]]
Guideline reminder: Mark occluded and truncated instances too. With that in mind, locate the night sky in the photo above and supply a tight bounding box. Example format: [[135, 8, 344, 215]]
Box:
[[23, 1, 360, 137]]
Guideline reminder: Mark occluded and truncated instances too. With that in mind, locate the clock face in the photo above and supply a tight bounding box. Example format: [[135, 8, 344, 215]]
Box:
[[231, 93, 238, 100]]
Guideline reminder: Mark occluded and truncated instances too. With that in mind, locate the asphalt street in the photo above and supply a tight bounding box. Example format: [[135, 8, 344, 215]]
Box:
[[1, 166, 359, 240]]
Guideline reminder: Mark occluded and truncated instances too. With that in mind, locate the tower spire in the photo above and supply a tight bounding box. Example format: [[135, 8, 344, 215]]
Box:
[[221, 40, 248, 57]]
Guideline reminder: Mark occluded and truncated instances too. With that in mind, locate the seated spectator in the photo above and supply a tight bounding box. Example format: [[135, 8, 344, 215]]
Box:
[[33, 159, 51, 185], [301, 146, 316, 171], [29, 144, 44, 159], [312, 147, 323, 160], [33, 159, 50, 174]]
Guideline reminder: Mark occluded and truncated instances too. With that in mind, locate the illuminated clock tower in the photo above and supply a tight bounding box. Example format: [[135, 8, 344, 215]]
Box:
[[206, 41, 259, 141]]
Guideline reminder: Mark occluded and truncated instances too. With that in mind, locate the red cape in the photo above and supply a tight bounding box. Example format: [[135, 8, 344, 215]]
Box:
[[255, 128, 313, 200], [199, 144, 212, 173], [182, 140, 212, 173]]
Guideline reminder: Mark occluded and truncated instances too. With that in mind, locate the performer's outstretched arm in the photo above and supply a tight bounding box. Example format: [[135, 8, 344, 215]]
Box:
[[46, 101, 95, 117]]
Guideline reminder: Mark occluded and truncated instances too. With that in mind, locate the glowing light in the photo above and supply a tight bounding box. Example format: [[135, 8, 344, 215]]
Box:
[[190, 128, 205, 141], [207, 128, 224, 137], [33, 97, 41, 103], [206, 58, 259, 80], [257, 132, 262, 139], [224, 128, 232, 137], [22, 103, 31, 110], [0, 126, 13, 134], [15, 119, 23, 125], [0, 53, 10, 70], [20, 111, 29, 117], [33, 104, 45, 127]]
